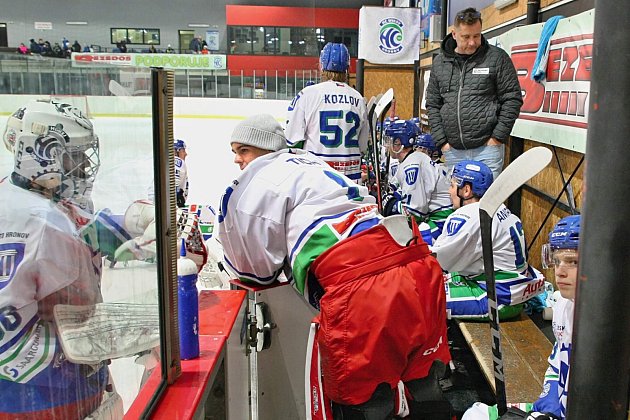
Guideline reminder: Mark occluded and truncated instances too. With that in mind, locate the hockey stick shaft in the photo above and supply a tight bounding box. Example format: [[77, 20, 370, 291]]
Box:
[[478, 146, 553, 415], [372, 89, 394, 212], [479, 210, 507, 413], [378, 101, 393, 192]]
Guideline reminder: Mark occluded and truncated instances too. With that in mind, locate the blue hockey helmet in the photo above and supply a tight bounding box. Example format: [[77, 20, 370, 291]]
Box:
[[549, 215, 581, 250], [542, 215, 581, 268], [174, 139, 186, 152], [415, 133, 436, 153], [384, 120, 420, 148], [320, 43, 349, 72], [451, 160, 493, 197]]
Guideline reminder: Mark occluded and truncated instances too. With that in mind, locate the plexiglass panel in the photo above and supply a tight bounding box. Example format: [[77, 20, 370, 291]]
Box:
[[0, 55, 162, 418]]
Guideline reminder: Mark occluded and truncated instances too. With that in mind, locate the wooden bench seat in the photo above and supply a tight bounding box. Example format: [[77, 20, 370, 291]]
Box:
[[456, 312, 553, 404]]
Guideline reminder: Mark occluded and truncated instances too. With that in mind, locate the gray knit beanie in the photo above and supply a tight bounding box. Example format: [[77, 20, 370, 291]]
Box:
[[231, 114, 286, 152]]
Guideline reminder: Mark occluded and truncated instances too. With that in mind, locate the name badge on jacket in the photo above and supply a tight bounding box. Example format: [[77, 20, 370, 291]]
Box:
[[472, 68, 490, 75]]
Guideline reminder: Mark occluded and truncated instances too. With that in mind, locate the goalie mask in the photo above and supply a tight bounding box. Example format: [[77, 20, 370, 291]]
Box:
[[9, 100, 100, 205]]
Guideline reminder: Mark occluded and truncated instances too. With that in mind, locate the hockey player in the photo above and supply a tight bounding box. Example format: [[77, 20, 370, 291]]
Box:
[[381, 119, 453, 244], [462, 215, 581, 420], [217, 114, 452, 419], [0, 100, 110, 418], [174, 139, 189, 208], [432, 160, 545, 320], [285, 42, 369, 183], [530, 215, 580, 419]]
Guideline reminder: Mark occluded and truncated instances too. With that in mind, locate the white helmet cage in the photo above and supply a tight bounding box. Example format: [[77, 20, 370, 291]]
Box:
[[9, 100, 100, 202]]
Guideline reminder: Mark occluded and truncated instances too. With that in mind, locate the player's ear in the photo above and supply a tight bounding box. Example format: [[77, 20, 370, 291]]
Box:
[[463, 184, 474, 199]]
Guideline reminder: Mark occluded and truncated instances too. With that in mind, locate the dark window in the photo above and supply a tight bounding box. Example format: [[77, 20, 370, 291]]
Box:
[[111, 28, 160, 45], [227, 25, 357, 57]]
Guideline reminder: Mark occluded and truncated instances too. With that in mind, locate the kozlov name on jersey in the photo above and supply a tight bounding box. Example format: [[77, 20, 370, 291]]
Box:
[[323, 94, 363, 107]]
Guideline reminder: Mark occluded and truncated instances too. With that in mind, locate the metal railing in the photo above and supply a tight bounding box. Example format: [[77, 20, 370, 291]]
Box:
[[0, 53, 320, 100]]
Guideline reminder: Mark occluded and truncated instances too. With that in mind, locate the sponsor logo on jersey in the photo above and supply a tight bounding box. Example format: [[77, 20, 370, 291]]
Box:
[[0, 243, 25, 289], [446, 217, 467, 236], [520, 278, 545, 300], [404, 167, 419, 185], [379, 18, 405, 54]]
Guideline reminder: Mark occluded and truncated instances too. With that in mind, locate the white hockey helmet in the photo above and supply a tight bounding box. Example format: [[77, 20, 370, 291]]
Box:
[[9, 99, 100, 203]]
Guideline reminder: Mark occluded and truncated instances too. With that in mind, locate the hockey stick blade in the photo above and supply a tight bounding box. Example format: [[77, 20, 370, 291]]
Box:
[[374, 88, 394, 121], [109, 79, 132, 96], [479, 146, 552, 217]]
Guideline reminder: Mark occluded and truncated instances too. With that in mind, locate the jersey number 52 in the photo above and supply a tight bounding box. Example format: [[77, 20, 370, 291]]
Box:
[[319, 110, 360, 148]]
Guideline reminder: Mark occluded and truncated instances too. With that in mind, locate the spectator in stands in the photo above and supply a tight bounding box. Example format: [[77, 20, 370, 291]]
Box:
[[166, 44, 175, 53], [149, 45, 157, 53], [201, 45, 209, 55], [52, 42, 64, 58], [72, 40, 82, 53], [29, 38, 40, 54], [116, 41, 127, 53], [42, 40, 52, 56], [17, 43, 29, 55], [189, 35, 202, 54]]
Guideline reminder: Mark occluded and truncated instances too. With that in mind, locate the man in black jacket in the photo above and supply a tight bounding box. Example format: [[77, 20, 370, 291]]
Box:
[[426, 7, 523, 181]]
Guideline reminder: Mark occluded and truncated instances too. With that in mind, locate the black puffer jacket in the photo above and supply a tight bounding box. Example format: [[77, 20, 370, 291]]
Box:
[[426, 34, 523, 150]]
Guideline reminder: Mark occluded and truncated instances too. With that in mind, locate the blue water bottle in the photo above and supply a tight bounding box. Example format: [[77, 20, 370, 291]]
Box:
[[178, 239, 200, 359]]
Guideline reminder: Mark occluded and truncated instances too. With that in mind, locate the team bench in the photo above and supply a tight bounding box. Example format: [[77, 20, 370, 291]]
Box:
[[455, 312, 553, 404]]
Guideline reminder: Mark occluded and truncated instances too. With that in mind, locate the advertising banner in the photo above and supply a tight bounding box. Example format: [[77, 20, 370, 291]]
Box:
[[493, 9, 594, 153], [359, 6, 421, 65], [72, 53, 227, 71]]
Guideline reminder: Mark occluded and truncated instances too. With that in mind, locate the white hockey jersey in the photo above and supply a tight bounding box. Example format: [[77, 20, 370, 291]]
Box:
[[432, 202, 545, 309], [533, 296, 574, 419], [216, 150, 380, 307], [175, 156, 189, 202], [393, 151, 452, 221], [0, 180, 105, 411], [285, 81, 369, 182]]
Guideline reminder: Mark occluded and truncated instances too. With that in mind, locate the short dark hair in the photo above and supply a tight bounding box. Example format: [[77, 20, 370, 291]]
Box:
[[454, 8, 482, 27]]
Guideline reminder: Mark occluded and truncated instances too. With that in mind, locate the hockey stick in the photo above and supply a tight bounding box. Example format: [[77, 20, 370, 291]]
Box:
[[478, 146, 552, 415], [372, 88, 394, 212], [109, 79, 132, 96], [379, 104, 393, 197]]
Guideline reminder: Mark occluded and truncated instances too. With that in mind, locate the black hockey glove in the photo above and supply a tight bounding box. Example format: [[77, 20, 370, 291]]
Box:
[[381, 194, 400, 216], [525, 411, 561, 420], [499, 407, 528, 419], [176, 190, 186, 208]]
